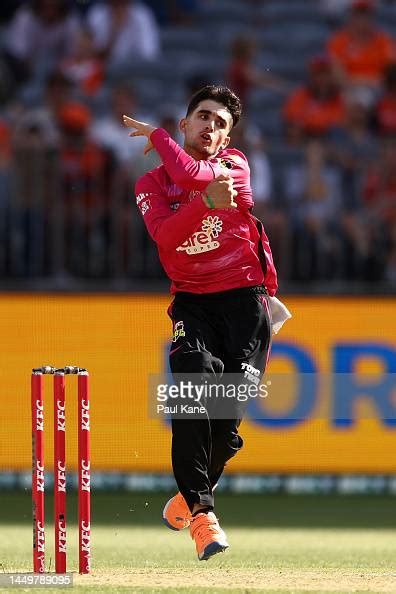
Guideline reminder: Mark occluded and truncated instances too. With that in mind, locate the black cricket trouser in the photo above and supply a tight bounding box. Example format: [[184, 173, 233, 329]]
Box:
[[168, 285, 272, 512]]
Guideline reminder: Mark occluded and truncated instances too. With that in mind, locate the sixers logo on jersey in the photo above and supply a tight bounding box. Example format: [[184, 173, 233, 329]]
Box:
[[220, 158, 233, 170], [176, 216, 223, 255], [136, 192, 151, 215]]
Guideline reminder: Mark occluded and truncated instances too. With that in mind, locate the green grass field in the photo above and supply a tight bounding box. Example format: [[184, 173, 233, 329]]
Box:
[[1, 492, 396, 593]]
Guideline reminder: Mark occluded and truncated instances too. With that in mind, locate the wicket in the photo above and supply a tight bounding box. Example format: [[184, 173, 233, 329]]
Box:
[[31, 365, 91, 574]]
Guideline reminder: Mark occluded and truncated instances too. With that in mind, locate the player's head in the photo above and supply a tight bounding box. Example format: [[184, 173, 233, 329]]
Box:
[[180, 85, 242, 159]]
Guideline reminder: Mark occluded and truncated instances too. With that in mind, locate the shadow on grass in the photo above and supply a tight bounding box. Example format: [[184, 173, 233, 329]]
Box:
[[1, 492, 396, 529]]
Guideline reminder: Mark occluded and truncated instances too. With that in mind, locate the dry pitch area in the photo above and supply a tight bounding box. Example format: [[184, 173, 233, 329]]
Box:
[[76, 567, 396, 592], [1, 493, 396, 593]]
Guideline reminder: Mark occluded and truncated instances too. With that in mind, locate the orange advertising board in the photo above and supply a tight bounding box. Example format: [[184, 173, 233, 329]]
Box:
[[1, 294, 395, 473]]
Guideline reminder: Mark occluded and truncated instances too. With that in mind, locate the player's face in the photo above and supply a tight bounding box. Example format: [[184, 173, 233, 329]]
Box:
[[180, 100, 233, 159]]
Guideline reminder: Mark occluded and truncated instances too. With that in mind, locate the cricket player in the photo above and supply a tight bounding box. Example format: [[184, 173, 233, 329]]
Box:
[[124, 85, 279, 561]]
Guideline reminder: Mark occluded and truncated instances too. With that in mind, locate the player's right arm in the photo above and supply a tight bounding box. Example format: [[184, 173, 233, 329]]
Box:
[[136, 174, 237, 251], [124, 116, 219, 189], [124, 116, 253, 211], [136, 174, 207, 251]]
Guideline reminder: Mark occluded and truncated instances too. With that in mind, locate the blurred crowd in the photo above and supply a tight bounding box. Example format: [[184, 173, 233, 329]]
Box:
[[0, 0, 395, 289]]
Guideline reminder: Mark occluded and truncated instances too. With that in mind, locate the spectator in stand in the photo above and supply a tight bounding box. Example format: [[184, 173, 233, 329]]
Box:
[[230, 122, 272, 208], [375, 62, 396, 135], [0, 1, 20, 23], [86, 0, 160, 72], [321, 0, 354, 24], [11, 109, 60, 277], [227, 36, 286, 106], [90, 83, 151, 168], [327, 0, 395, 103], [329, 93, 378, 278], [0, 120, 11, 173], [4, 0, 80, 84], [12, 71, 76, 151], [231, 121, 289, 280], [58, 102, 112, 277], [283, 56, 345, 139], [70, 0, 96, 17], [330, 93, 377, 206], [387, 246, 396, 285], [60, 28, 104, 98], [89, 83, 156, 279], [145, 0, 199, 26], [363, 138, 396, 282], [0, 120, 12, 275], [167, 0, 199, 25], [43, 71, 75, 114], [283, 140, 342, 281]]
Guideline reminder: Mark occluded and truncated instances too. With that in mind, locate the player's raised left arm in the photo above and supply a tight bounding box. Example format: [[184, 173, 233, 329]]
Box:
[[123, 117, 253, 210], [124, 116, 218, 189]]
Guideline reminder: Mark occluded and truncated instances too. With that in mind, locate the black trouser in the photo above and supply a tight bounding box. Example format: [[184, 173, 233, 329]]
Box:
[[168, 285, 272, 512]]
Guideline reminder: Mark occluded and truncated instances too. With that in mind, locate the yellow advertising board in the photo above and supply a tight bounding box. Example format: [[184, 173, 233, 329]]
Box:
[[1, 294, 395, 473]]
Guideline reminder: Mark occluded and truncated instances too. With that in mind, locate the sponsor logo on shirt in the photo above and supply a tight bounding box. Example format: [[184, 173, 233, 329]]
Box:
[[241, 362, 261, 386], [136, 193, 151, 215], [172, 321, 186, 342], [176, 216, 223, 255]]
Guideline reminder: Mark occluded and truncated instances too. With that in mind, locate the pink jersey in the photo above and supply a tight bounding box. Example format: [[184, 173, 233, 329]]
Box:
[[135, 128, 278, 295]]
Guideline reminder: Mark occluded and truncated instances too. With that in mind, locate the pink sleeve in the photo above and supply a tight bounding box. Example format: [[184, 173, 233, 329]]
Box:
[[150, 129, 253, 210], [135, 175, 208, 251], [150, 128, 220, 190]]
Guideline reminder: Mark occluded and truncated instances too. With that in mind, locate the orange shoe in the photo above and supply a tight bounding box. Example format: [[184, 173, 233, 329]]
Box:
[[162, 492, 192, 530], [190, 511, 229, 560]]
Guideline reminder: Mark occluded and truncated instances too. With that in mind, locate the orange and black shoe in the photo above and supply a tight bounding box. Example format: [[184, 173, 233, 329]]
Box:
[[190, 511, 229, 560], [162, 492, 192, 531]]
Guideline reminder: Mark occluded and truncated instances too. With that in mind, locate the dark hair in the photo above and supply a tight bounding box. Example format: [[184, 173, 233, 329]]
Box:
[[186, 74, 214, 96], [186, 85, 242, 128]]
